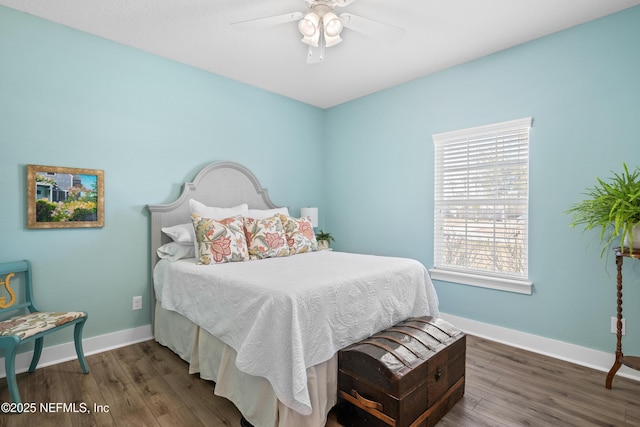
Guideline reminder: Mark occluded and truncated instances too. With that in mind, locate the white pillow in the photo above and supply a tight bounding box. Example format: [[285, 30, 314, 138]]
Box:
[[161, 223, 196, 244], [189, 199, 249, 219], [157, 242, 195, 261], [247, 207, 290, 219]]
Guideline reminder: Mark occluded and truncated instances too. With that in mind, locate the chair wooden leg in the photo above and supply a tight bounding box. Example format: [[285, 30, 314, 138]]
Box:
[[74, 319, 90, 373], [28, 337, 44, 373], [4, 345, 22, 404]]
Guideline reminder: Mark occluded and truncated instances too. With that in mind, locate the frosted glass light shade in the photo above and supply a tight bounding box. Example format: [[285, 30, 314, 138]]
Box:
[[301, 207, 318, 227], [323, 13, 343, 37], [324, 32, 342, 47], [298, 13, 320, 36], [302, 33, 320, 47]]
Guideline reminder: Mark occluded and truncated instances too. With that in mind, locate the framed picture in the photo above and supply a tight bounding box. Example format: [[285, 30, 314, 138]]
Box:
[[27, 165, 104, 229]]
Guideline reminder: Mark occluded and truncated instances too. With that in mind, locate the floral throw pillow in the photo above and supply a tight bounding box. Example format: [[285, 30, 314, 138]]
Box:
[[244, 215, 290, 259], [279, 214, 318, 255], [191, 215, 249, 265]]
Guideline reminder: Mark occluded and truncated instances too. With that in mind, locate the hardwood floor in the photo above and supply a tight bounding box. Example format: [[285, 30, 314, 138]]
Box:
[[1, 335, 638, 426]]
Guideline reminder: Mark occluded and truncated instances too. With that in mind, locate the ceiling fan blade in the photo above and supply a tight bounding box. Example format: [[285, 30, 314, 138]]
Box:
[[231, 11, 304, 31], [340, 13, 405, 43]]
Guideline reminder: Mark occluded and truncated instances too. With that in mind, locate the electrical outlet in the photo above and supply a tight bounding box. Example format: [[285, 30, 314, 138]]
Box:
[[132, 296, 142, 311], [611, 316, 626, 335]]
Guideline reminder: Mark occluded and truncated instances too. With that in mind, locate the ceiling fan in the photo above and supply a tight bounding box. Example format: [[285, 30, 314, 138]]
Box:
[[231, 0, 405, 63]]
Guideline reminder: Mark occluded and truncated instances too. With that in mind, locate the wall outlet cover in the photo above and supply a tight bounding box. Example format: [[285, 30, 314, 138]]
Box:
[[611, 317, 626, 335]]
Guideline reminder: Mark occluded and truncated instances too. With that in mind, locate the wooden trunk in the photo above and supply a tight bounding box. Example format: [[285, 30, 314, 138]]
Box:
[[338, 317, 466, 427]]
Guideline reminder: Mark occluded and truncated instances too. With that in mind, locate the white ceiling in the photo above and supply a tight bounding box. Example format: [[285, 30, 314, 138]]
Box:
[[2, 0, 639, 108]]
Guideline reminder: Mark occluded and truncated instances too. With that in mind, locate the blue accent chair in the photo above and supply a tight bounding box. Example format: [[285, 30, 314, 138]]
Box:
[[0, 260, 89, 404]]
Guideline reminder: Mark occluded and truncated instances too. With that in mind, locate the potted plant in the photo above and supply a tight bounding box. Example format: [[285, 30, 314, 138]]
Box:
[[566, 163, 640, 255], [315, 229, 334, 250]]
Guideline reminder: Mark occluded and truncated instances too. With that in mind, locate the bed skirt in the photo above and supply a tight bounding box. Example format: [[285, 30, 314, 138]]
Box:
[[154, 301, 337, 427]]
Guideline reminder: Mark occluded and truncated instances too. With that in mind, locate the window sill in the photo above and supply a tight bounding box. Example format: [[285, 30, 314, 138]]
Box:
[[428, 268, 533, 295]]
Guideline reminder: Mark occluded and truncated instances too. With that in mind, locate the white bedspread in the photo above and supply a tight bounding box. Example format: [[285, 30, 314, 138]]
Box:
[[153, 250, 439, 415]]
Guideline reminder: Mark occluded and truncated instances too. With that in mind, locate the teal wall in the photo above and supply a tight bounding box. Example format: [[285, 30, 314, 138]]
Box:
[[324, 6, 640, 354], [2, 4, 640, 358], [0, 6, 324, 348]]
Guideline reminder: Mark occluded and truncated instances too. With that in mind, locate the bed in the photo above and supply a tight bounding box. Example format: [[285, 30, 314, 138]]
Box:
[[148, 161, 440, 427]]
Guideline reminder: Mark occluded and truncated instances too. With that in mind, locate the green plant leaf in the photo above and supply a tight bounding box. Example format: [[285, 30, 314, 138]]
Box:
[[565, 163, 640, 257]]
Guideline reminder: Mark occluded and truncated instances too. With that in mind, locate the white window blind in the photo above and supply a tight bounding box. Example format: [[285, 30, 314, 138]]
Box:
[[431, 117, 532, 294]]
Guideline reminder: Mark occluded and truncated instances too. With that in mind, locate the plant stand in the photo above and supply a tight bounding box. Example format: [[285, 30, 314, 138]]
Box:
[[605, 247, 640, 389]]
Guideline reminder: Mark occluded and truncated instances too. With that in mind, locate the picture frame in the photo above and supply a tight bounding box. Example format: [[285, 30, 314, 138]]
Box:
[[27, 164, 104, 229]]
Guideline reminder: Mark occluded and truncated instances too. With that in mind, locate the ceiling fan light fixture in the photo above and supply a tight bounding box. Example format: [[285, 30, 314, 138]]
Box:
[[324, 33, 342, 47], [323, 13, 343, 37], [232, 1, 407, 63], [301, 32, 320, 47], [298, 12, 320, 37], [322, 12, 343, 47]]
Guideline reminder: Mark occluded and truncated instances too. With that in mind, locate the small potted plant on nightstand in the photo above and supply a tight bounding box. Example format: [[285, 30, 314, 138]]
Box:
[[315, 229, 334, 250], [566, 163, 640, 256]]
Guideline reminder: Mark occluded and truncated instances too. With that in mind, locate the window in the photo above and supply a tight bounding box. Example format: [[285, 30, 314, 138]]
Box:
[[430, 117, 532, 294]]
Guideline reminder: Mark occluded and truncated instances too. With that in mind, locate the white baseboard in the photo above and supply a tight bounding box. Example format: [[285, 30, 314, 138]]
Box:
[[0, 324, 153, 378], [3, 316, 640, 385], [440, 312, 640, 383]]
